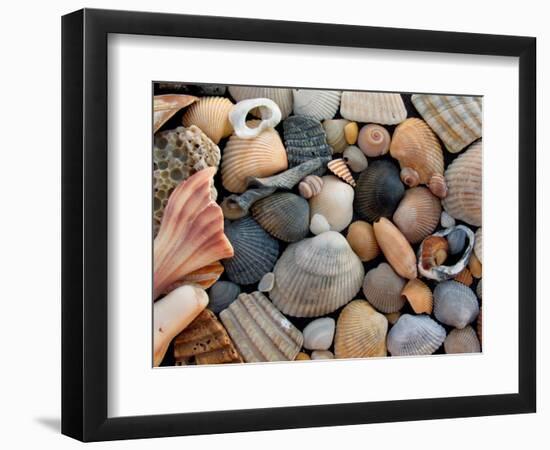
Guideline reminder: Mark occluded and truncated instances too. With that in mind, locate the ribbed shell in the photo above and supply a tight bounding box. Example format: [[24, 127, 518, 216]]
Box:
[[270, 231, 365, 317], [327, 158, 356, 187], [208, 280, 241, 314], [387, 314, 446, 356], [228, 86, 293, 118], [362, 263, 406, 313], [346, 220, 380, 262], [444, 326, 481, 354], [222, 216, 279, 285], [298, 175, 324, 199], [334, 300, 388, 358], [293, 89, 341, 121], [340, 91, 407, 124], [475, 227, 483, 264], [401, 279, 433, 314], [219, 292, 303, 362], [309, 175, 355, 232], [153, 94, 197, 133], [357, 124, 391, 157], [442, 141, 482, 226], [454, 267, 473, 286], [182, 96, 234, 144], [322, 119, 350, 153], [433, 280, 479, 329]]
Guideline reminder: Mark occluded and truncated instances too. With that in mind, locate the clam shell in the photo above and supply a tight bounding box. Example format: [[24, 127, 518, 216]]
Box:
[[303, 317, 336, 351], [344, 122, 359, 145], [182, 96, 234, 143], [270, 231, 365, 317], [327, 158, 356, 187], [299, 175, 324, 199], [153, 94, 197, 133], [357, 124, 391, 157], [340, 91, 407, 124], [228, 98, 281, 139], [322, 119, 350, 153], [343, 145, 368, 172], [346, 220, 380, 262], [387, 314, 446, 356], [220, 291, 303, 362], [293, 89, 341, 121], [475, 227, 483, 264], [362, 263, 406, 313], [228, 86, 293, 118], [444, 326, 481, 354], [334, 300, 388, 358], [222, 216, 279, 285], [208, 280, 241, 314], [401, 279, 433, 314], [309, 175, 354, 232], [433, 280, 479, 329], [310, 213, 331, 235]]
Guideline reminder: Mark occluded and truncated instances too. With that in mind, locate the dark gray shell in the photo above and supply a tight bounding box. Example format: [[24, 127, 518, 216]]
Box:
[[433, 280, 479, 329], [447, 228, 467, 255], [387, 314, 446, 356], [207, 281, 241, 314]]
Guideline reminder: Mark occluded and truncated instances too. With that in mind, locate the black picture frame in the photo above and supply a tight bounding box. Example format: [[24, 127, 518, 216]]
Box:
[[62, 8, 536, 442]]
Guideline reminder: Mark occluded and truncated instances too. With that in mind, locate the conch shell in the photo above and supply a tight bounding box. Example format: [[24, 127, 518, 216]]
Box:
[[373, 217, 417, 279]]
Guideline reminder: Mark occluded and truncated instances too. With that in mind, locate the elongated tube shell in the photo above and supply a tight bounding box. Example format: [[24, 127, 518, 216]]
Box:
[[387, 314, 446, 356], [182, 96, 234, 143], [373, 218, 417, 279]]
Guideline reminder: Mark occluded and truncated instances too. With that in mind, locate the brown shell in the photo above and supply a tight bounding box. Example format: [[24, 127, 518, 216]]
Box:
[[373, 217, 417, 279], [182, 96, 234, 143], [346, 221, 380, 262], [327, 158, 356, 187], [357, 124, 391, 157], [401, 279, 433, 314], [153, 94, 197, 133], [420, 236, 449, 271], [295, 352, 311, 361], [362, 263, 406, 313], [384, 311, 401, 325], [444, 326, 481, 354], [469, 253, 483, 278], [454, 267, 474, 286]]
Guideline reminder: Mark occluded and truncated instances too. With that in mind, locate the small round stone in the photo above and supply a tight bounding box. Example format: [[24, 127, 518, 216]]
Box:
[[440, 211, 456, 228], [258, 272, 275, 292], [295, 352, 311, 361], [310, 213, 330, 235], [303, 317, 335, 351], [311, 350, 334, 360]]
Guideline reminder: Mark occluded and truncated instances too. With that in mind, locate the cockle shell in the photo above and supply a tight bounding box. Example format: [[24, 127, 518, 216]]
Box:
[[228, 86, 293, 118], [387, 314, 446, 356], [362, 263, 406, 313], [444, 326, 481, 354], [357, 124, 391, 157], [182, 96, 234, 143], [433, 280, 479, 329], [208, 280, 241, 314], [309, 175, 354, 231], [343, 145, 368, 172], [228, 98, 281, 139], [373, 218, 417, 280], [293, 89, 341, 121], [221, 125, 288, 193], [340, 91, 407, 124], [327, 158, 356, 187], [344, 122, 359, 145], [334, 300, 388, 358], [346, 220, 379, 262], [220, 291, 303, 362], [401, 279, 433, 314], [303, 317, 336, 351], [298, 175, 324, 199], [310, 213, 331, 235], [475, 227, 483, 264], [454, 267, 473, 287], [322, 119, 350, 153], [153, 94, 197, 133], [442, 141, 482, 226], [222, 216, 279, 285], [411, 95, 482, 153], [270, 231, 365, 317]]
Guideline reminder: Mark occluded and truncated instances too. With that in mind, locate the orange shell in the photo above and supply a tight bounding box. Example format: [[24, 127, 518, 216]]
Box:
[[373, 217, 417, 279], [153, 94, 197, 133], [454, 267, 474, 286], [182, 96, 234, 144], [346, 220, 380, 262], [401, 279, 433, 314], [469, 253, 483, 278], [420, 236, 449, 270], [327, 158, 356, 187]]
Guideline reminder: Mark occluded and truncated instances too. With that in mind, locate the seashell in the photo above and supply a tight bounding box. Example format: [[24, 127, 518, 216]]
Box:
[[343, 145, 368, 172], [442, 141, 482, 226], [327, 158, 356, 187], [153, 285, 208, 366], [344, 122, 359, 145], [477, 306, 482, 344], [469, 253, 482, 278], [220, 291, 303, 362], [228, 86, 293, 118], [322, 119, 350, 153], [311, 350, 335, 360], [334, 300, 388, 358], [153, 168, 233, 299], [385, 311, 401, 325], [476, 279, 482, 299], [433, 280, 479, 329], [182, 96, 234, 143], [258, 272, 275, 292], [411, 94, 482, 153], [401, 279, 433, 314], [340, 91, 407, 124], [295, 352, 311, 361], [475, 227, 483, 264], [153, 94, 197, 133], [354, 160, 405, 222], [299, 175, 324, 199], [221, 125, 288, 193], [387, 314, 446, 356], [174, 261, 224, 290], [309, 176, 354, 231], [228, 98, 281, 139], [310, 213, 331, 235], [173, 309, 243, 365], [373, 218, 417, 279], [440, 211, 456, 228], [357, 124, 391, 157], [251, 192, 310, 242], [346, 220, 379, 262], [454, 267, 473, 287], [389, 118, 447, 198], [283, 116, 332, 175], [393, 187, 442, 244], [420, 236, 449, 271], [362, 263, 406, 313], [447, 228, 467, 255], [270, 231, 365, 317], [303, 317, 336, 351], [208, 280, 241, 314], [444, 326, 481, 354], [222, 216, 279, 285], [293, 89, 341, 121]]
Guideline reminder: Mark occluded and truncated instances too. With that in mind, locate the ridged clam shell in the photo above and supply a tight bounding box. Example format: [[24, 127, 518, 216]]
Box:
[[346, 220, 380, 262], [362, 263, 406, 313], [222, 216, 279, 285], [454, 267, 473, 286], [270, 231, 365, 317], [228, 98, 281, 139], [411, 95, 482, 153], [208, 280, 241, 314], [343, 145, 368, 172], [433, 280, 479, 329], [322, 119, 350, 153], [344, 122, 359, 145], [303, 317, 336, 351], [475, 227, 483, 264], [293, 89, 341, 121], [401, 279, 433, 314], [327, 158, 356, 187], [153, 94, 197, 133], [299, 175, 324, 199], [444, 326, 481, 354], [251, 192, 310, 242], [182, 96, 234, 143], [228, 86, 293, 118], [220, 291, 303, 362], [387, 314, 446, 356], [442, 141, 482, 226], [340, 91, 407, 124], [334, 300, 388, 358], [357, 124, 391, 157], [309, 175, 354, 232]]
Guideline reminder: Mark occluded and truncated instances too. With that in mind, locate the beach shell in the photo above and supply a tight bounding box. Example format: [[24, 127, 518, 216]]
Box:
[[444, 326, 481, 354], [311, 350, 335, 360], [354, 160, 405, 222], [251, 192, 310, 242], [322, 119, 350, 153], [182, 96, 234, 143], [309, 176, 354, 231], [475, 227, 483, 264], [469, 253, 482, 278], [357, 124, 391, 157], [385, 312, 401, 325], [220, 292, 303, 362], [298, 175, 324, 199], [411, 94, 482, 153], [258, 272, 275, 292], [327, 158, 356, 187], [303, 317, 336, 351], [270, 231, 365, 317], [346, 220, 379, 262], [420, 236, 449, 271], [393, 187, 442, 244], [153, 94, 197, 133], [344, 122, 359, 145], [293, 89, 341, 121], [440, 211, 456, 228], [447, 228, 467, 255], [433, 280, 479, 329], [343, 145, 368, 172], [454, 267, 473, 287], [362, 263, 406, 313], [428, 173, 448, 199], [310, 213, 331, 235], [340, 91, 407, 124], [295, 352, 311, 361], [373, 218, 417, 279], [174, 261, 224, 290], [477, 307, 483, 343], [228, 98, 281, 139], [222, 216, 279, 285], [401, 279, 433, 314], [334, 300, 388, 358], [442, 141, 482, 226], [228, 86, 293, 118], [221, 125, 288, 193], [208, 281, 241, 314], [387, 314, 446, 356], [476, 279, 482, 299]]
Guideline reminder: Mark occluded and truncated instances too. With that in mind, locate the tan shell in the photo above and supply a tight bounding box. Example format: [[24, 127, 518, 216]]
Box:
[[309, 176, 354, 232], [475, 227, 483, 264], [454, 267, 473, 286], [153, 94, 197, 133], [444, 326, 481, 354], [182, 96, 233, 143], [340, 91, 407, 124], [298, 175, 324, 199], [346, 220, 379, 262], [327, 158, 356, 187], [343, 145, 368, 172], [385, 311, 401, 325], [344, 122, 359, 144], [172, 261, 224, 291], [357, 124, 391, 157], [228, 86, 293, 118], [469, 253, 482, 278], [373, 217, 417, 279], [295, 352, 311, 361], [362, 263, 406, 313], [401, 279, 433, 314], [323, 119, 350, 153]]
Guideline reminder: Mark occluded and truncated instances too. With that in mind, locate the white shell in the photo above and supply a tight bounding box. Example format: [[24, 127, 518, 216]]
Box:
[[293, 89, 341, 121], [303, 318, 336, 351], [340, 91, 407, 124], [229, 98, 282, 138], [440, 211, 456, 228], [310, 213, 331, 235], [228, 86, 293, 118], [258, 272, 275, 292], [309, 175, 354, 232], [311, 350, 334, 360]]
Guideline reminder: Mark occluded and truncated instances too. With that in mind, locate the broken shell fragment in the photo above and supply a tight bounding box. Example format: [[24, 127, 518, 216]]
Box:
[[228, 86, 293, 118], [228, 98, 282, 139], [401, 279, 433, 314]]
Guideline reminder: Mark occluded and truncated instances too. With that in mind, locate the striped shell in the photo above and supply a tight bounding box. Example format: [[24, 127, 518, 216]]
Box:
[[340, 91, 407, 124], [309, 176, 354, 232], [346, 220, 380, 262], [298, 175, 324, 199], [208, 280, 241, 314], [362, 263, 406, 313], [401, 279, 433, 314], [323, 119, 350, 153], [182, 96, 234, 143], [228, 86, 293, 118], [327, 158, 356, 187], [433, 280, 479, 329], [387, 314, 446, 356], [357, 124, 391, 157], [153, 94, 197, 133], [293, 89, 341, 121], [343, 145, 368, 172], [444, 326, 481, 354], [475, 227, 483, 264]]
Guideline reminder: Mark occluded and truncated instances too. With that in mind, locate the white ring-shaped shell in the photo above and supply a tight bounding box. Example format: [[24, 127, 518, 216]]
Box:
[[229, 98, 282, 139]]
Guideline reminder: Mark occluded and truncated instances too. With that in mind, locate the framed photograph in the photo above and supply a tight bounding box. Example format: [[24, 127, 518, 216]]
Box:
[[62, 8, 536, 442]]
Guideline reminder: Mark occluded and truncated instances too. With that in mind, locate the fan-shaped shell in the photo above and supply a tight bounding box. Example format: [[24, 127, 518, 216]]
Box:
[[270, 231, 365, 317], [401, 279, 433, 314], [182, 96, 234, 143], [228, 98, 281, 139], [298, 175, 324, 199], [303, 317, 336, 351], [444, 326, 481, 354], [340, 91, 407, 124], [334, 300, 388, 358], [357, 124, 391, 157], [362, 263, 406, 313], [373, 218, 417, 280], [327, 158, 356, 187], [154, 94, 197, 133], [309, 175, 354, 232], [387, 314, 446, 356], [293, 89, 341, 121], [228, 86, 293, 118], [475, 227, 483, 264], [322, 119, 350, 153], [343, 145, 368, 172], [433, 280, 479, 329], [454, 267, 473, 286], [208, 280, 241, 314], [346, 220, 379, 262]]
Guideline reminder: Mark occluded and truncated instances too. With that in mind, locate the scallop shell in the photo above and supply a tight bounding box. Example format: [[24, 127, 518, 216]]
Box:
[[362, 263, 406, 313], [334, 300, 388, 358], [303, 317, 336, 351], [343, 145, 368, 172], [444, 326, 481, 354], [228, 86, 293, 118], [270, 231, 365, 317], [442, 141, 482, 226], [344, 122, 359, 145], [454, 267, 473, 286], [322, 119, 350, 153], [340, 91, 407, 124], [475, 227, 483, 264], [411, 94, 482, 153], [357, 124, 391, 157], [222, 216, 279, 285], [220, 291, 303, 362], [354, 160, 405, 222], [293, 89, 341, 121], [401, 279, 433, 314], [346, 220, 380, 262], [208, 280, 241, 314], [433, 280, 479, 329], [309, 175, 354, 232], [153, 94, 197, 133], [298, 175, 324, 199], [387, 314, 446, 356], [251, 192, 310, 242], [228, 98, 281, 139], [327, 158, 356, 187], [373, 217, 418, 280], [182, 96, 234, 143]]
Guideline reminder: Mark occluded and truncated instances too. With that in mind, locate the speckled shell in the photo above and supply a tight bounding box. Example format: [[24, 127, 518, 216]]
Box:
[[343, 145, 368, 172], [182, 96, 234, 143], [357, 124, 391, 157], [303, 317, 336, 351], [387, 314, 446, 356], [208, 281, 241, 314], [298, 175, 324, 199], [327, 158, 356, 187], [323, 119, 350, 153], [228, 86, 293, 118], [334, 300, 388, 358], [270, 231, 365, 317], [373, 218, 417, 280], [362, 263, 406, 313], [309, 176, 355, 232], [346, 220, 380, 262], [153, 94, 197, 133], [401, 279, 433, 314], [433, 280, 479, 329], [220, 291, 303, 362], [293, 89, 341, 121], [444, 326, 481, 354], [475, 227, 483, 264], [340, 91, 407, 124]]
